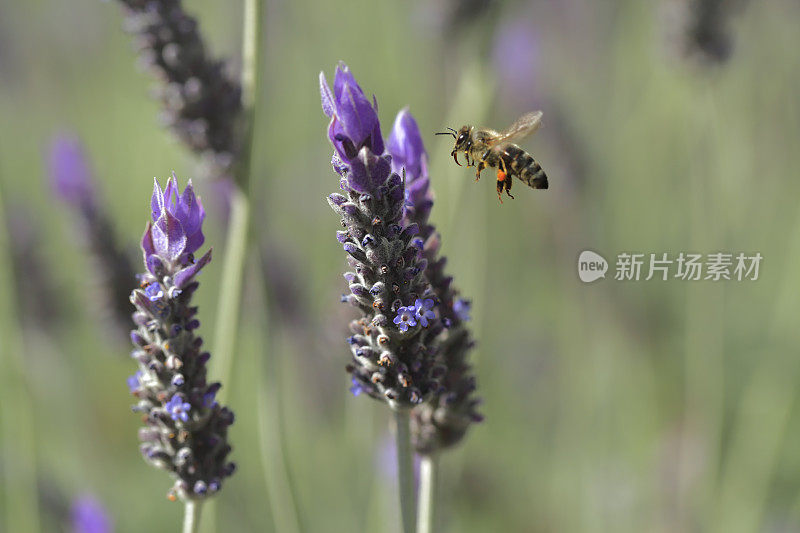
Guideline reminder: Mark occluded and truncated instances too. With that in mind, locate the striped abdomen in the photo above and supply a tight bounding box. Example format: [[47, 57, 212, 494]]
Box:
[[502, 144, 548, 189]]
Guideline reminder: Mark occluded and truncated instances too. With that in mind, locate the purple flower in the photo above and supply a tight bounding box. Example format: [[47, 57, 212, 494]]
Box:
[[166, 394, 191, 423], [491, 15, 542, 110], [324, 65, 441, 409], [320, 62, 385, 183], [144, 283, 163, 302], [453, 299, 471, 322], [387, 108, 433, 223], [349, 376, 365, 397], [129, 175, 234, 500], [126, 371, 141, 393], [148, 175, 206, 261], [70, 495, 112, 533], [49, 135, 96, 211], [413, 298, 436, 327], [387, 108, 427, 182], [393, 306, 417, 332]]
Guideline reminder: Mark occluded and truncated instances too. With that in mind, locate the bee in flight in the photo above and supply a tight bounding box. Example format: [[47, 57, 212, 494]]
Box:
[[437, 111, 548, 203]]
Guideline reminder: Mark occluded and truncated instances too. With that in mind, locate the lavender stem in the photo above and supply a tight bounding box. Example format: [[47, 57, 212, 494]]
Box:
[[394, 409, 417, 533], [417, 455, 437, 533], [204, 1, 260, 526], [183, 500, 204, 533], [209, 188, 250, 395]]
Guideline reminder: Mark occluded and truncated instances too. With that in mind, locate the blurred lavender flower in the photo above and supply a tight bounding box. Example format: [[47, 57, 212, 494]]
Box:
[[321, 62, 443, 410], [5, 204, 66, 329], [385, 109, 483, 455], [70, 495, 112, 533], [662, 0, 747, 65], [49, 134, 137, 342], [128, 175, 235, 500], [115, 0, 243, 182], [491, 15, 543, 112]]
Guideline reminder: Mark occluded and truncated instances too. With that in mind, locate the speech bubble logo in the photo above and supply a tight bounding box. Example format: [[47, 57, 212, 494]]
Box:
[[578, 250, 608, 283]]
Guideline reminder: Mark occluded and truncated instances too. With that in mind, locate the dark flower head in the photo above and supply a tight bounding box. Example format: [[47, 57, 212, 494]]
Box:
[[320, 62, 384, 166], [386, 110, 482, 455], [49, 135, 96, 211], [49, 132, 136, 342]]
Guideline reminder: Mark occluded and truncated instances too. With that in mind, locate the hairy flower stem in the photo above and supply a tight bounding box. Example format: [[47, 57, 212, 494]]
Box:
[[395, 409, 417, 533], [0, 182, 40, 533], [183, 500, 204, 533], [417, 455, 437, 533]]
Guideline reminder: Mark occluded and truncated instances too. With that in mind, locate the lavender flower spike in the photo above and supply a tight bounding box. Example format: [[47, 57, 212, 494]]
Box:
[[321, 63, 442, 410], [49, 134, 137, 342], [386, 109, 483, 455], [115, 0, 243, 181], [129, 175, 235, 501]]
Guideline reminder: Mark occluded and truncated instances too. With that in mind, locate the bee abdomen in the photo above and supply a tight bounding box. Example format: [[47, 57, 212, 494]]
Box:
[[504, 145, 548, 190]]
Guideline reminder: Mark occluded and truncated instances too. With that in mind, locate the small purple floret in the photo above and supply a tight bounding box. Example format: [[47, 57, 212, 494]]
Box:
[[454, 298, 472, 322], [349, 376, 365, 396], [166, 394, 191, 423], [126, 371, 142, 393], [413, 298, 436, 327], [393, 306, 417, 332]]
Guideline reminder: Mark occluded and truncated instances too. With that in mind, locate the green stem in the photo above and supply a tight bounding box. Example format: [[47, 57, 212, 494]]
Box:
[[416, 454, 437, 533], [183, 500, 204, 533], [253, 265, 303, 533], [209, 187, 250, 394], [394, 409, 417, 533], [204, 1, 261, 529], [0, 179, 40, 532]]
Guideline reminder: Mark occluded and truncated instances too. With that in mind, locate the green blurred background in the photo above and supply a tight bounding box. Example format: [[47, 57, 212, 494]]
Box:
[[2, 0, 800, 531]]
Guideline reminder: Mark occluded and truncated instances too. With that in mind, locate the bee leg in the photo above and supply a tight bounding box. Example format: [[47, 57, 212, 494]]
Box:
[[500, 158, 515, 199], [496, 169, 507, 203], [475, 160, 485, 181]]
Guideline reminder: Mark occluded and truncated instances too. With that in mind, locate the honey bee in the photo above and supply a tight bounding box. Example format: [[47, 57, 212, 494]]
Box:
[[437, 111, 548, 202]]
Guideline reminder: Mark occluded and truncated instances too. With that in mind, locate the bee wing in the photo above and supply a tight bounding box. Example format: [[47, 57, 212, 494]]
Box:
[[492, 111, 543, 145]]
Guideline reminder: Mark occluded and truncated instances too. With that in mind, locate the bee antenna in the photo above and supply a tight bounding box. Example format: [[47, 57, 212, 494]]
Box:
[[447, 127, 457, 133], [435, 131, 456, 138]]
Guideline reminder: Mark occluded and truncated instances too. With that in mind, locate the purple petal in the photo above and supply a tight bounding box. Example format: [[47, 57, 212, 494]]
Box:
[[320, 71, 335, 117], [141, 222, 155, 260], [387, 108, 427, 182], [337, 81, 378, 149], [151, 211, 187, 262], [173, 249, 212, 288], [164, 175, 180, 214], [151, 178, 165, 221]]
